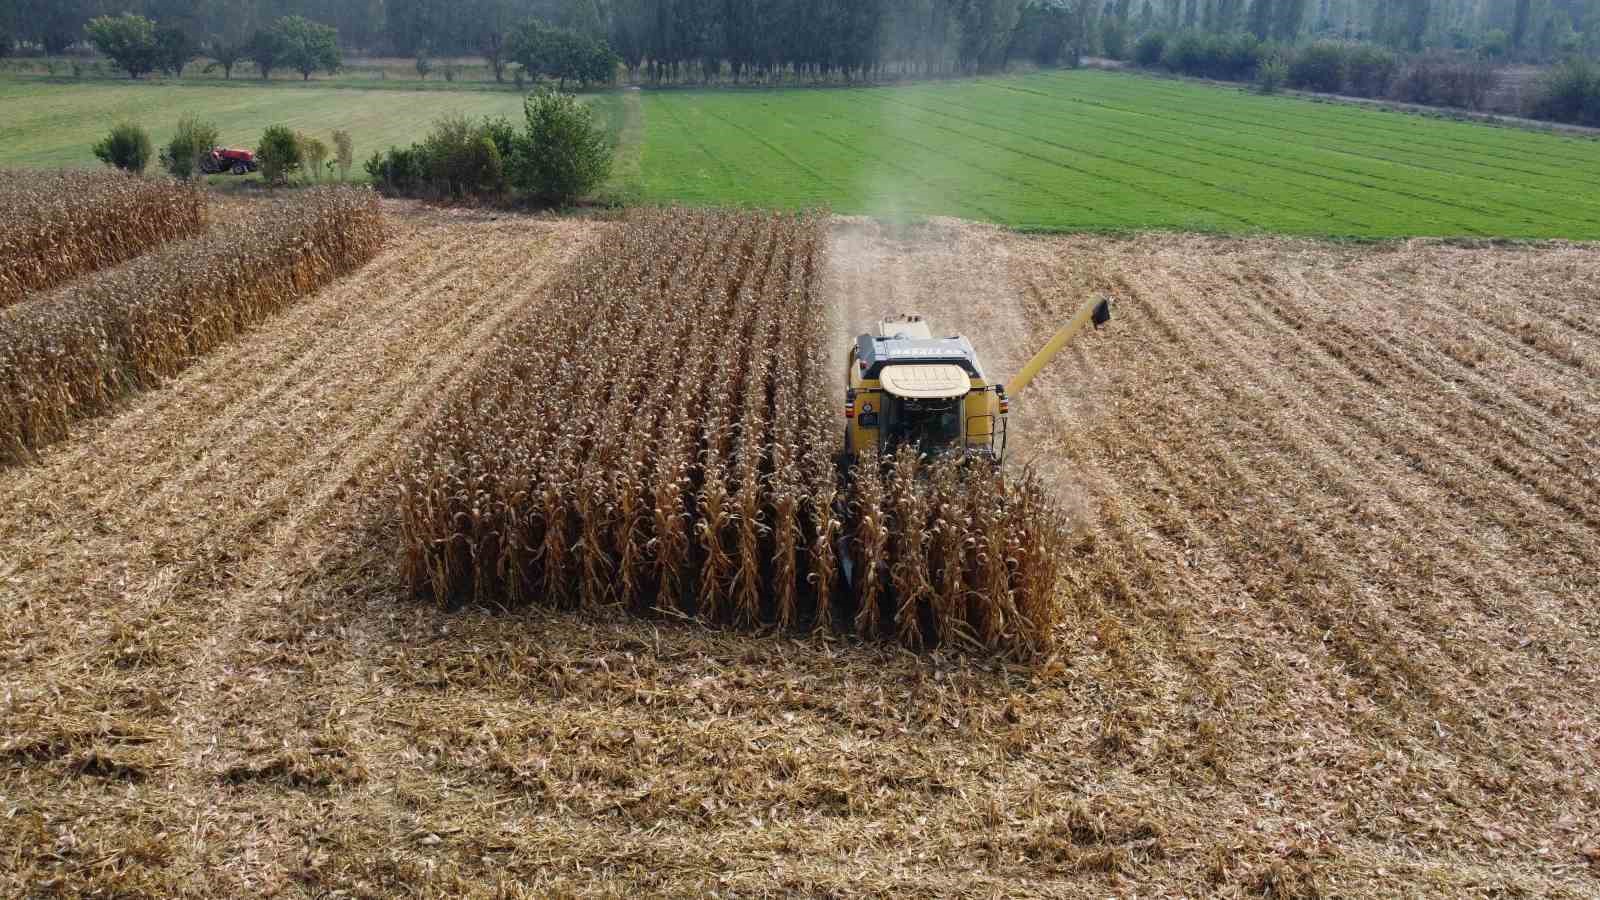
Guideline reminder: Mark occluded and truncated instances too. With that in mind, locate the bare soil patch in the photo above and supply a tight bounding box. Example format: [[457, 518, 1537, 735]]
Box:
[[3, 208, 1598, 896]]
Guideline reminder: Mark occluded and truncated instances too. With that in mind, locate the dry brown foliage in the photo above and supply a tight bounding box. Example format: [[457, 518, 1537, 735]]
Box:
[[3, 206, 1599, 895], [0, 169, 207, 306], [398, 209, 1071, 657], [0, 187, 384, 464]]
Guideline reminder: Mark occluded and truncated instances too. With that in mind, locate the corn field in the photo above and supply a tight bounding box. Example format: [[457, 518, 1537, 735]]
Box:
[[0, 170, 207, 307], [399, 209, 1070, 658], [0, 187, 384, 464]]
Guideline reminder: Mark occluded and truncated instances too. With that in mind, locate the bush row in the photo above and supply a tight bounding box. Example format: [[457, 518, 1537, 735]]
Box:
[[365, 90, 612, 205], [1133, 31, 1600, 125]]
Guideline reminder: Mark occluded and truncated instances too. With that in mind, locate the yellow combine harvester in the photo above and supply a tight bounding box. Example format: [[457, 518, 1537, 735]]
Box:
[[843, 296, 1111, 464]]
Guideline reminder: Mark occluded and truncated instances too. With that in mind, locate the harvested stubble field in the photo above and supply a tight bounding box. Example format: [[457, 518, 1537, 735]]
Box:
[[2, 201, 1599, 897]]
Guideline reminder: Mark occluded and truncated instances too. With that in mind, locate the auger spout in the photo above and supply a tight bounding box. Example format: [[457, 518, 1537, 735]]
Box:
[[1006, 296, 1111, 400]]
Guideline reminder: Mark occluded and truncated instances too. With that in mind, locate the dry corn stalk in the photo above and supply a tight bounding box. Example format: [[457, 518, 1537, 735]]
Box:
[[0, 169, 207, 307], [397, 208, 1073, 659], [0, 187, 384, 464]]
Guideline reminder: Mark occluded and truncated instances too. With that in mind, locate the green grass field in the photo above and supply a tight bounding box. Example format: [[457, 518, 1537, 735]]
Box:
[[5, 69, 1600, 238], [0, 79, 532, 170], [640, 69, 1600, 238]]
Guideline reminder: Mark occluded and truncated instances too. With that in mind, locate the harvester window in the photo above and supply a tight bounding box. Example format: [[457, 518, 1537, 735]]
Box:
[[884, 398, 962, 452]]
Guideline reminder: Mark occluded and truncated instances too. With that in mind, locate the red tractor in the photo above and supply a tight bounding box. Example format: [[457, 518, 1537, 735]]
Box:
[[200, 147, 259, 176]]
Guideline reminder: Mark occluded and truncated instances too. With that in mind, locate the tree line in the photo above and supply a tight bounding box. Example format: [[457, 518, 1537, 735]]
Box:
[[5, 0, 1600, 66]]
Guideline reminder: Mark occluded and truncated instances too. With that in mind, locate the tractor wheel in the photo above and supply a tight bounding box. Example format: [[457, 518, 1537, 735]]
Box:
[[231, 162, 249, 176]]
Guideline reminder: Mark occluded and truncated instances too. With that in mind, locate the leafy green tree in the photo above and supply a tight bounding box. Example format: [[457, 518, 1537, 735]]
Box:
[[1273, 0, 1308, 40], [85, 13, 159, 80], [1512, 0, 1533, 52], [1247, 0, 1274, 40], [246, 28, 285, 80], [508, 21, 617, 89], [203, 37, 244, 79], [257, 124, 302, 185], [154, 25, 198, 77], [513, 89, 612, 204], [272, 16, 341, 81], [92, 122, 153, 173], [160, 115, 220, 180]]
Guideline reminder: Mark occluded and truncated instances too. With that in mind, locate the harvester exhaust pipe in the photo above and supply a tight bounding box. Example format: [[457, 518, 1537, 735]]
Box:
[[1006, 296, 1112, 400]]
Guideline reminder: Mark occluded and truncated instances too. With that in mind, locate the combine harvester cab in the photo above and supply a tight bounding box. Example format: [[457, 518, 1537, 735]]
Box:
[[843, 297, 1111, 467], [845, 314, 1008, 464]]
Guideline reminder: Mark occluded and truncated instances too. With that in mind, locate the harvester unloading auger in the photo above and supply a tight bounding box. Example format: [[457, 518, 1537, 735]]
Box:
[[835, 295, 1111, 589], [842, 295, 1112, 465]]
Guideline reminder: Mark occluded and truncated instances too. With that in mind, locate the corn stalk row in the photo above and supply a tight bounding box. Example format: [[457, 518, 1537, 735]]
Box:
[[0, 186, 385, 464], [399, 209, 1070, 659], [0, 170, 208, 308]]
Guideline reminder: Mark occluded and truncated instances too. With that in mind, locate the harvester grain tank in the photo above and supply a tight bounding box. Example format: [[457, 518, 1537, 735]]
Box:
[[843, 296, 1111, 464]]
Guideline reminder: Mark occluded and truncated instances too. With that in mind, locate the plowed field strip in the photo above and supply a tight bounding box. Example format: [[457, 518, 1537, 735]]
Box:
[[1154, 264, 1567, 762], [1235, 266, 1600, 570], [1233, 266, 1599, 631]]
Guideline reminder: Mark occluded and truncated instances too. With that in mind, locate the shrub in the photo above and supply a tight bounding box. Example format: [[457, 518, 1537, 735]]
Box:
[[422, 114, 505, 197], [1256, 57, 1288, 94], [1529, 57, 1600, 127], [159, 114, 220, 180], [1219, 34, 1268, 80], [1161, 32, 1208, 75], [1390, 54, 1497, 109], [332, 129, 354, 180], [257, 124, 302, 185], [1287, 41, 1348, 93], [512, 64, 526, 90], [1344, 44, 1399, 97], [1134, 32, 1168, 67], [1101, 20, 1128, 61], [365, 146, 426, 193], [414, 52, 431, 80], [298, 133, 329, 182], [514, 89, 612, 205], [92, 123, 153, 173]]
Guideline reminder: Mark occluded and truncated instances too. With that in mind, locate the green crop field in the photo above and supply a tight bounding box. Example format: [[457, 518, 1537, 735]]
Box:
[[0, 79, 533, 171], [640, 69, 1600, 238]]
